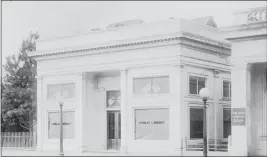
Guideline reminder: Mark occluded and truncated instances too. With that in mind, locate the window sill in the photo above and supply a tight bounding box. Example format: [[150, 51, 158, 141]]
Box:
[[132, 93, 172, 97], [185, 95, 214, 101], [220, 98, 231, 101]]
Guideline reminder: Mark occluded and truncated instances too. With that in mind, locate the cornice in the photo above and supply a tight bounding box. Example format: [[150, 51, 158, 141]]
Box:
[[226, 34, 267, 42], [180, 38, 231, 55], [29, 31, 231, 59]]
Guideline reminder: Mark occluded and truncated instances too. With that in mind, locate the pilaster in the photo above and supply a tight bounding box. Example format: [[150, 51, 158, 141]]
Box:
[[36, 75, 44, 152], [179, 64, 187, 154], [230, 62, 251, 156], [120, 69, 128, 154], [170, 64, 183, 154]]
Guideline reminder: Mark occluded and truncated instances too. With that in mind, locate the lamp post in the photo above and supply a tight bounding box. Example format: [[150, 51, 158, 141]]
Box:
[[56, 94, 65, 156], [199, 88, 210, 157]]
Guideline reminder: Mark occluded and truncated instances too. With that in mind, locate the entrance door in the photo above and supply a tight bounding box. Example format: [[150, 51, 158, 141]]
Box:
[[107, 111, 121, 150]]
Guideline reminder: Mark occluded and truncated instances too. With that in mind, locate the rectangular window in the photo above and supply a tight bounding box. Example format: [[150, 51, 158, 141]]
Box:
[[223, 80, 231, 98], [135, 108, 169, 140], [47, 83, 75, 100], [190, 107, 203, 139], [133, 76, 170, 95], [189, 76, 206, 95], [48, 111, 75, 139], [223, 108, 231, 138], [106, 90, 121, 108]]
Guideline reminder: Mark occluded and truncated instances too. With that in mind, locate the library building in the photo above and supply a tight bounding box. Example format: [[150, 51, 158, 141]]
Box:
[[28, 6, 266, 156]]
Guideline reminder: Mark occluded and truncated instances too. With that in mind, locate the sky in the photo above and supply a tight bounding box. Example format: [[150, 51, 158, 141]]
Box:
[[2, 1, 267, 66]]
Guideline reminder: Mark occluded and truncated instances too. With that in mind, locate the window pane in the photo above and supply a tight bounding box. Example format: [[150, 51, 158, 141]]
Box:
[[107, 112, 115, 139], [47, 84, 62, 100], [48, 111, 75, 139], [223, 108, 231, 138], [151, 76, 170, 94], [135, 109, 169, 140], [47, 83, 75, 100], [133, 78, 151, 95], [198, 77, 206, 94], [190, 108, 203, 139], [62, 83, 75, 98], [107, 91, 121, 107], [189, 76, 198, 94], [223, 81, 230, 98], [118, 113, 121, 139]]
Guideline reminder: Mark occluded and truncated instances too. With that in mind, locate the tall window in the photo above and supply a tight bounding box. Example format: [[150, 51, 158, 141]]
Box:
[[223, 108, 231, 138], [190, 107, 203, 139], [135, 108, 169, 140], [189, 76, 206, 95], [48, 111, 75, 139], [133, 76, 170, 95], [223, 80, 231, 98], [47, 83, 75, 100]]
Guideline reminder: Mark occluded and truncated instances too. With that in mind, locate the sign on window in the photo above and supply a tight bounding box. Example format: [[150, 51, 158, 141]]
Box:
[[231, 108, 246, 126], [48, 111, 75, 139], [135, 108, 169, 140]]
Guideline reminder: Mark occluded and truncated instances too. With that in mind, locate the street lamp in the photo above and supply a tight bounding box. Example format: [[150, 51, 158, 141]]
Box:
[[56, 93, 65, 156], [199, 88, 210, 157]]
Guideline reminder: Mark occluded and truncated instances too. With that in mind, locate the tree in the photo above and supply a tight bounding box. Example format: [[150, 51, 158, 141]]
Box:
[[1, 32, 39, 132]]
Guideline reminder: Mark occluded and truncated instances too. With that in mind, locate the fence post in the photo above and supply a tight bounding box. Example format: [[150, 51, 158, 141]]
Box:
[[33, 129, 36, 149]]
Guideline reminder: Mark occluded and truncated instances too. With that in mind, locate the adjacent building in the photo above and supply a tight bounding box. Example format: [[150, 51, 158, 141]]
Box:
[[28, 6, 266, 156], [221, 6, 267, 156]]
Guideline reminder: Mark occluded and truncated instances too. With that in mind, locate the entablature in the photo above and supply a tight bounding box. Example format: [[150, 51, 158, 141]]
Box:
[[29, 31, 230, 61]]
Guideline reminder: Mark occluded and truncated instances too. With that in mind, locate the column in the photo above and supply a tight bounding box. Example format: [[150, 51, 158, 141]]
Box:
[[213, 70, 220, 146], [230, 62, 251, 156], [120, 69, 128, 154], [36, 75, 44, 152], [76, 72, 87, 152], [262, 74, 267, 138]]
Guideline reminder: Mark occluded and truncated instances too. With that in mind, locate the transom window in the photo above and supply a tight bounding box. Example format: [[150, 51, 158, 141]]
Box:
[[189, 76, 206, 95], [106, 90, 121, 108], [223, 80, 231, 98], [133, 76, 170, 95], [190, 107, 203, 139], [47, 83, 75, 100]]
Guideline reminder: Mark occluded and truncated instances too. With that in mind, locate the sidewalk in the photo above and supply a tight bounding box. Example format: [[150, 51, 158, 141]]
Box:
[[1, 148, 229, 156], [1, 149, 182, 156]]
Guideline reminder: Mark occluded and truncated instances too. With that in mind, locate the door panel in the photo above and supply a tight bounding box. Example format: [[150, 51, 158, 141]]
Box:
[[107, 111, 121, 150]]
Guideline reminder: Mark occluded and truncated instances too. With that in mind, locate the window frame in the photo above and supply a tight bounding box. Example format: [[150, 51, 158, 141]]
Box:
[[132, 75, 171, 96], [222, 79, 231, 99], [132, 106, 170, 141], [189, 106, 204, 139], [188, 75, 207, 96], [46, 82, 75, 100]]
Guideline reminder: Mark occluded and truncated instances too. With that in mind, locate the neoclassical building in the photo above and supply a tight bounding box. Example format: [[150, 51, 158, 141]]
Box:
[[221, 6, 267, 156], [28, 6, 266, 156]]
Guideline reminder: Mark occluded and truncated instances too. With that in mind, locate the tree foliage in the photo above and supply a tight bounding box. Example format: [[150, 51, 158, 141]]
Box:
[[1, 32, 39, 132]]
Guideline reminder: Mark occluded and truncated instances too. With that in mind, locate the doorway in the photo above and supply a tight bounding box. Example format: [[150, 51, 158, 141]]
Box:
[[107, 111, 121, 150]]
